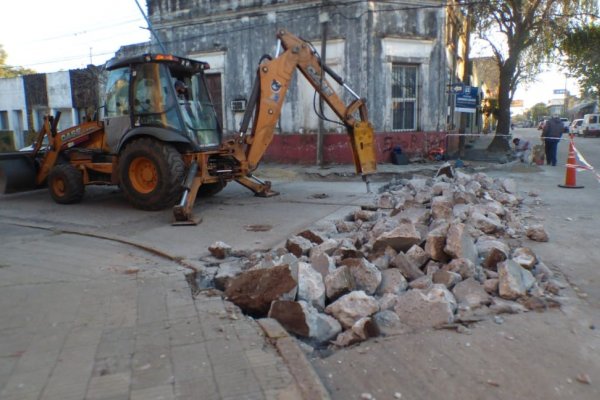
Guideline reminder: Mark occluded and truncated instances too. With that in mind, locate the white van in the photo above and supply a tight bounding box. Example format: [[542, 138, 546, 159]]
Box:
[[582, 113, 600, 137]]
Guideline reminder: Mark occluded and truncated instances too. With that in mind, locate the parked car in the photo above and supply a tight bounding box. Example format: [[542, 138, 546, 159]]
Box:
[[582, 113, 600, 137], [570, 119, 584, 136]]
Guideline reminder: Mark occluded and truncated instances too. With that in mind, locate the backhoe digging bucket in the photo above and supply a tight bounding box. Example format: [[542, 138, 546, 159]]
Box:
[[0, 152, 39, 194]]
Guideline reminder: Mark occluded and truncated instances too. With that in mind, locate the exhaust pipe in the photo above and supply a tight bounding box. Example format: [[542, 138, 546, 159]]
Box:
[[0, 152, 39, 194]]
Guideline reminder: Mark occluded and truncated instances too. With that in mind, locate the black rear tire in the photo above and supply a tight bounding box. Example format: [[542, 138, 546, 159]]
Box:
[[48, 164, 84, 204], [118, 138, 185, 210], [197, 181, 227, 198]]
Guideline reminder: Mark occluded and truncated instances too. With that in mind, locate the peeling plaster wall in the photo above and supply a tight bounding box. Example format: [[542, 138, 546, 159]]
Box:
[[148, 0, 449, 135]]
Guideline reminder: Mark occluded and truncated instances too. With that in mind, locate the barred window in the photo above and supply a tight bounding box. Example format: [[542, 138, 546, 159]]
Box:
[[392, 64, 418, 131]]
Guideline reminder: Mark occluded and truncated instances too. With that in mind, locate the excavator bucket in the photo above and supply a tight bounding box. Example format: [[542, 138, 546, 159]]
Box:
[[0, 152, 39, 194]]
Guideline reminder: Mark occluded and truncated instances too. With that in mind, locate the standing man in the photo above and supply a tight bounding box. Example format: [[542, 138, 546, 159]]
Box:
[[541, 114, 564, 166]]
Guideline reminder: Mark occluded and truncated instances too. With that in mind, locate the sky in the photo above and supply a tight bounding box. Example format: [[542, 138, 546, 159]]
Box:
[[0, 0, 149, 72], [0, 1, 588, 111]]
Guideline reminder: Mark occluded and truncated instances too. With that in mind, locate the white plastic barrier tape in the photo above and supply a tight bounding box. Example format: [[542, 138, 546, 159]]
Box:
[[568, 140, 600, 183]]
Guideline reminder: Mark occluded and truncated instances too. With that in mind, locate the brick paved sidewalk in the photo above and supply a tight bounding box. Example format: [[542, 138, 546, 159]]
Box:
[[0, 225, 308, 400]]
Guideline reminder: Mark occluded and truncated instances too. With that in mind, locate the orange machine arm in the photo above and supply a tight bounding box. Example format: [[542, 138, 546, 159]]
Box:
[[241, 29, 377, 177]]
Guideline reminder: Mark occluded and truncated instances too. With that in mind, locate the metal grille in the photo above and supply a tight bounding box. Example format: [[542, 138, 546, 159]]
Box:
[[392, 64, 418, 131]]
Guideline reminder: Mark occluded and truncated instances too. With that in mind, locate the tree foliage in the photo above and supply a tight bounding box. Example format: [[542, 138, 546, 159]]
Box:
[[561, 24, 600, 99], [469, 0, 598, 151], [529, 102, 550, 122], [0, 44, 35, 78]]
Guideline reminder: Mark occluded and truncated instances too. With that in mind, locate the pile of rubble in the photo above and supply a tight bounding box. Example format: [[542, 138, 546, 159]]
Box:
[[200, 166, 564, 348]]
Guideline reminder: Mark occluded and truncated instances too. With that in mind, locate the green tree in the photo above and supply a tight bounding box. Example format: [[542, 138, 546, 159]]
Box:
[[0, 44, 35, 78], [470, 0, 598, 152], [529, 102, 550, 123], [561, 24, 600, 100]]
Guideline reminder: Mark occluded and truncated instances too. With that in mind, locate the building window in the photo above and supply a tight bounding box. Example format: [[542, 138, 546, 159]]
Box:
[[392, 64, 418, 131], [0, 111, 8, 130]]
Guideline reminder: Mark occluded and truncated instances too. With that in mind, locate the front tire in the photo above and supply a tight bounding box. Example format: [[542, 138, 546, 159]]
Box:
[[118, 138, 185, 210], [48, 164, 84, 204]]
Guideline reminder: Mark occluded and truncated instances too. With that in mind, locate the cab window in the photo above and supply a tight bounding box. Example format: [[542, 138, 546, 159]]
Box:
[[105, 67, 130, 117]]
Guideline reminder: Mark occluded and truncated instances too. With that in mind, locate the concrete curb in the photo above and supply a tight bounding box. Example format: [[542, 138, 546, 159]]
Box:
[[258, 318, 331, 400]]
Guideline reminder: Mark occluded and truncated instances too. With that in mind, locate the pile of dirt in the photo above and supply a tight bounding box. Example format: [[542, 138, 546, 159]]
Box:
[[196, 164, 565, 349]]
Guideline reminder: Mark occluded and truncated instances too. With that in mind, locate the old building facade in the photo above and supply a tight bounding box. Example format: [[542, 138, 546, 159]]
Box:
[[144, 0, 458, 161], [0, 68, 100, 150]]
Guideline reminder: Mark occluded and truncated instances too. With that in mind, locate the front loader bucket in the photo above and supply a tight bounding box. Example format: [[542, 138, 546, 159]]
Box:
[[0, 152, 39, 194]]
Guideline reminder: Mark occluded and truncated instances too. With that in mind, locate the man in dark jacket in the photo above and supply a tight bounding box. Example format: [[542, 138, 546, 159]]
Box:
[[541, 115, 564, 166]]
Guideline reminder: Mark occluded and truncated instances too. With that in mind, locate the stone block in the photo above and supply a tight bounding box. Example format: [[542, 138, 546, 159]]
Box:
[[325, 291, 379, 329], [208, 241, 232, 259], [225, 265, 298, 317], [268, 301, 341, 344]]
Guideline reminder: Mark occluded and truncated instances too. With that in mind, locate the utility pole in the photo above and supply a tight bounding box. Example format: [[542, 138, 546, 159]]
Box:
[[458, 3, 472, 157], [317, 2, 329, 167]]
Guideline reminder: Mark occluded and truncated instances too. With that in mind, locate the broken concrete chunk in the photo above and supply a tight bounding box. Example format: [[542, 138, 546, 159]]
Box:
[[324, 265, 355, 301], [533, 261, 553, 282], [408, 274, 434, 290], [432, 270, 462, 289], [335, 220, 358, 233], [425, 223, 449, 262], [341, 258, 382, 295], [297, 262, 326, 310], [298, 229, 327, 245], [512, 247, 537, 270], [309, 252, 336, 279], [452, 278, 491, 308], [489, 297, 528, 314], [225, 265, 298, 317], [214, 260, 245, 291], [377, 193, 396, 209], [452, 203, 471, 221], [325, 291, 379, 329], [268, 300, 341, 344], [435, 163, 454, 179], [525, 225, 549, 242], [376, 268, 408, 296], [393, 285, 456, 328], [431, 196, 454, 220], [285, 236, 313, 258], [453, 190, 477, 205], [470, 211, 503, 234], [208, 241, 232, 259], [406, 244, 429, 268], [425, 261, 441, 276], [497, 260, 529, 300], [373, 310, 410, 336], [444, 222, 478, 264], [354, 209, 378, 222], [378, 293, 399, 311], [309, 238, 339, 259], [372, 222, 422, 253], [432, 181, 451, 196], [483, 278, 499, 294], [352, 317, 380, 340], [501, 178, 517, 194], [332, 318, 379, 347], [390, 252, 425, 281], [369, 246, 397, 270], [393, 208, 431, 226]]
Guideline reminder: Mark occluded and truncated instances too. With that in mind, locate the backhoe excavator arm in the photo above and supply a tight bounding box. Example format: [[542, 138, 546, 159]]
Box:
[[239, 29, 377, 178]]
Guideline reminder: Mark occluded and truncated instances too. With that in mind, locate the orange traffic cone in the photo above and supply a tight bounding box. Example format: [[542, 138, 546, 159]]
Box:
[[558, 137, 584, 189]]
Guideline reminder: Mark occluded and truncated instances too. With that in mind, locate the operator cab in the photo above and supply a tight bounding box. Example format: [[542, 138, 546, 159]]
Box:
[[104, 54, 221, 151]]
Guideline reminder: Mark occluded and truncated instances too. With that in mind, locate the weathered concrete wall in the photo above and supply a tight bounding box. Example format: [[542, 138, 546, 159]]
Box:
[[0, 76, 27, 147], [148, 0, 449, 136], [46, 72, 76, 130]]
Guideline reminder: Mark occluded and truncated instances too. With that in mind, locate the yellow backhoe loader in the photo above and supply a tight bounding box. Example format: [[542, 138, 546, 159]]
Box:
[[0, 29, 376, 224]]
